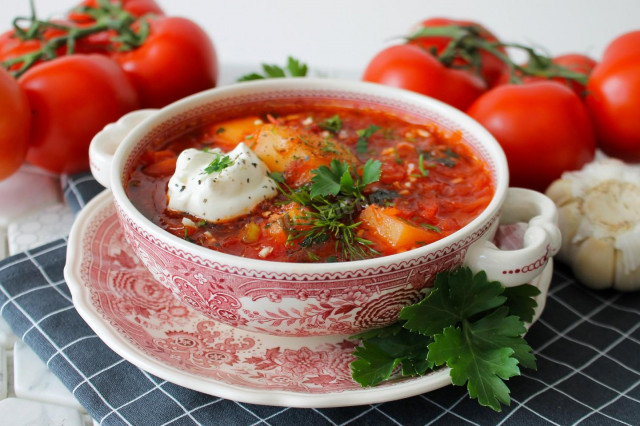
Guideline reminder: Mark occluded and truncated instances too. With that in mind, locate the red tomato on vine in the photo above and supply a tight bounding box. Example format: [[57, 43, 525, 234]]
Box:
[[496, 54, 596, 96], [19, 55, 140, 174], [363, 44, 486, 111], [586, 31, 640, 161], [0, 67, 30, 180], [114, 16, 218, 108], [409, 17, 508, 88], [68, 0, 164, 23], [467, 81, 596, 192]]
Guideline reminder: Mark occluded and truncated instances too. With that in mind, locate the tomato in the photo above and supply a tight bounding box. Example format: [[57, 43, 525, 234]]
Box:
[[409, 18, 508, 88], [0, 19, 118, 72], [66, 0, 164, 53], [114, 17, 218, 108], [363, 44, 486, 111], [19, 54, 140, 174], [467, 81, 596, 192], [68, 0, 164, 23], [598, 30, 640, 67], [496, 54, 596, 96], [548, 54, 597, 95], [0, 25, 69, 72], [585, 32, 640, 161], [0, 67, 30, 180]]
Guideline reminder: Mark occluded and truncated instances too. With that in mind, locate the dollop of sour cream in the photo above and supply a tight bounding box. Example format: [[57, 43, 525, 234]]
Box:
[[167, 143, 278, 223]]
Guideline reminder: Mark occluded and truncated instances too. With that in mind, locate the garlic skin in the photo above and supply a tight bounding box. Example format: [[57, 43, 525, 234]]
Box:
[[546, 157, 640, 291]]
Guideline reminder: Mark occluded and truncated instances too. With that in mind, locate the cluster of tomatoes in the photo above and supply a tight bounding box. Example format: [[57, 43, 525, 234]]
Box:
[[0, 0, 217, 179], [363, 18, 640, 192]]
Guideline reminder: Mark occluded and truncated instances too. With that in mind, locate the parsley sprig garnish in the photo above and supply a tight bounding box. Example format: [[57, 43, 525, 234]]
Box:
[[351, 267, 539, 412], [237, 56, 308, 81], [275, 159, 382, 261], [318, 115, 343, 134], [356, 125, 380, 153], [202, 153, 233, 174]]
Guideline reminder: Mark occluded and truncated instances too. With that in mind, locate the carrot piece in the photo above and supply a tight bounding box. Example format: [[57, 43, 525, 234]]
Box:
[[209, 116, 263, 149], [360, 204, 440, 250], [143, 157, 177, 177]]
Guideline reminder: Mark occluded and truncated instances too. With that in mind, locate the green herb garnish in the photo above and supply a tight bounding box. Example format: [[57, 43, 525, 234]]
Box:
[[420, 223, 441, 233], [351, 267, 539, 412], [274, 159, 381, 261], [237, 56, 308, 81], [393, 147, 403, 164], [319, 115, 343, 134], [268, 171, 285, 183], [418, 153, 429, 177], [202, 153, 234, 174], [369, 189, 398, 206], [356, 125, 380, 153], [436, 147, 459, 168]]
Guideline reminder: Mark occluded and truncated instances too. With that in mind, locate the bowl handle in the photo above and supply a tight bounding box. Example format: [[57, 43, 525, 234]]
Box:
[[464, 188, 561, 287], [89, 109, 158, 189]]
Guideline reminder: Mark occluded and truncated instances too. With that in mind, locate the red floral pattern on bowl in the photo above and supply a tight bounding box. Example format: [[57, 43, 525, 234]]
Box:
[[65, 192, 552, 406], [89, 79, 561, 336]]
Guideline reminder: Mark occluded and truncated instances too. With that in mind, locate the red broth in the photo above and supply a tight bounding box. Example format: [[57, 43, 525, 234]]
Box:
[[126, 105, 494, 262]]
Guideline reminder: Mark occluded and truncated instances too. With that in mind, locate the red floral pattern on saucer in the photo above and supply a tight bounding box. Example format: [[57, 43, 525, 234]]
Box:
[[67, 192, 551, 406]]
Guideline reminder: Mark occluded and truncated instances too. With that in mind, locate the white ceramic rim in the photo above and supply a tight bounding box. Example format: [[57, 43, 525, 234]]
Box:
[[109, 78, 508, 275], [65, 191, 552, 408]]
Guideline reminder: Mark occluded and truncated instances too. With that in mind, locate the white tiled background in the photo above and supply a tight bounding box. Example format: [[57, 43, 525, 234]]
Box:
[[0, 166, 89, 425], [2, 0, 640, 73], [1, 1, 640, 424]]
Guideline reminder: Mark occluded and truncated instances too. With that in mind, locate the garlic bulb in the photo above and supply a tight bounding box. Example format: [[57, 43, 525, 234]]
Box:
[[545, 157, 640, 291]]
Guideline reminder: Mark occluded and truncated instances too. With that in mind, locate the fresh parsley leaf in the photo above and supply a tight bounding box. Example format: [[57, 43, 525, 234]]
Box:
[[356, 125, 380, 153], [263, 63, 286, 78], [268, 171, 285, 183], [466, 307, 536, 370], [286, 56, 308, 77], [351, 267, 539, 412], [236, 72, 264, 82], [275, 159, 382, 260], [361, 159, 381, 187], [503, 284, 540, 324], [400, 268, 506, 335], [202, 154, 233, 174], [237, 56, 308, 82], [339, 167, 355, 192], [318, 115, 343, 134], [310, 160, 346, 198], [428, 324, 518, 411], [351, 325, 434, 386]]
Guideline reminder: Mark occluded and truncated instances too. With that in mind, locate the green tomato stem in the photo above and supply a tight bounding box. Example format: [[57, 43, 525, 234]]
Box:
[[408, 24, 589, 87], [2, 1, 149, 78]]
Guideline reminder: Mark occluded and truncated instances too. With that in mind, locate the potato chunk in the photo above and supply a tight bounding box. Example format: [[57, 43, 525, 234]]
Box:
[[252, 124, 355, 186]]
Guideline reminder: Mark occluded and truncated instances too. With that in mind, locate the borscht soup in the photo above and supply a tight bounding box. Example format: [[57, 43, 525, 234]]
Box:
[[125, 103, 494, 263]]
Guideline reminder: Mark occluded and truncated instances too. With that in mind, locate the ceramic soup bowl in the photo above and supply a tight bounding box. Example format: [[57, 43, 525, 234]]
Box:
[[89, 78, 561, 337]]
